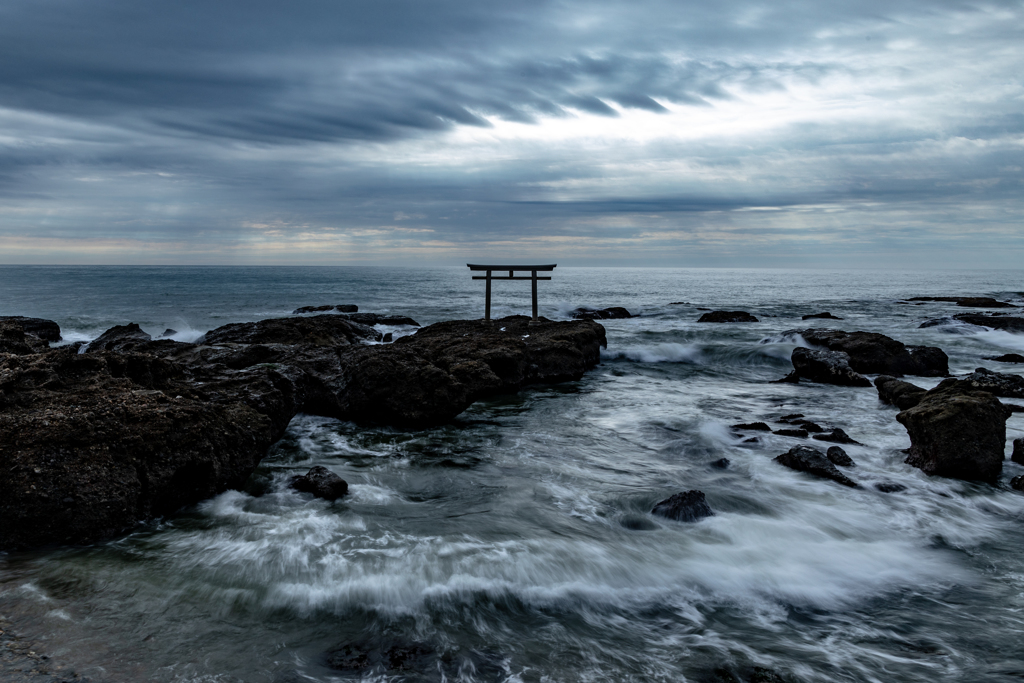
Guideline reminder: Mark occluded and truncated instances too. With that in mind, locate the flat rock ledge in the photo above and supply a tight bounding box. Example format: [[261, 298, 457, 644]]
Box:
[[0, 315, 606, 549]]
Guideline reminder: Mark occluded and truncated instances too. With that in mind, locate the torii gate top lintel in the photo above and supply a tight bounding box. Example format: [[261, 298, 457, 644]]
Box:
[[467, 264, 557, 321]]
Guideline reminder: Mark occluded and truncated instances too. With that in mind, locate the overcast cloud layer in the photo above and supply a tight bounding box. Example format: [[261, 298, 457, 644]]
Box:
[[1, 0, 1021, 266]]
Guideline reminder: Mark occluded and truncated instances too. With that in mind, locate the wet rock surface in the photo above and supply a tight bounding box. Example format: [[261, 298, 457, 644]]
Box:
[[1011, 476, 1024, 492], [0, 615, 90, 682], [812, 428, 862, 445], [984, 353, 1024, 363], [789, 347, 871, 386], [651, 490, 714, 522], [571, 306, 632, 320], [773, 445, 859, 487], [342, 312, 420, 327], [731, 422, 771, 431], [290, 465, 348, 500], [826, 446, 855, 467], [698, 311, 758, 323], [897, 379, 1011, 482], [1012, 437, 1024, 466], [874, 375, 927, 410], [908, 296, 1016, 308], [0, 317, 62, 343], [1, 315, 606, 549], [792, 328, 948, 377], [802, 312, 842, 320], [0, 320, 54, 356], [955, 367, 1024, 399], [293, 304, 358, 314], [950, 313, 1024, 331]]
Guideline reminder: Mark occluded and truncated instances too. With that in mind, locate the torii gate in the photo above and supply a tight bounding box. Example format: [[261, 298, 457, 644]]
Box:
[[467, 264, 557, 321]]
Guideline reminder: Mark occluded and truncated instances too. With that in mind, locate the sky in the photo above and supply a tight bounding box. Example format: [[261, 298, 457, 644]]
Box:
[[0, 0, 1022, 267]]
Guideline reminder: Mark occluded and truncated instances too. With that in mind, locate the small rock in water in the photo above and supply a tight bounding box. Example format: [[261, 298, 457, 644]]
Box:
[[651, 490, 714, 522], [790, 347, 871, 387], [907, 296, 1016, 308], [382, 332, 393, 342], [570, 306, 632, 320], [812, 428, 862, 445], [742, 437, 759, 444], [774, 428, 808, 438], [802, 311, 842, 320], [875, 482, 907, 493], [620, 515, 658, 531], [290, 466, 348, 501], [160, 328, 178, 338], [1010, 476, 1024, 492], [826, 446, 855, 467], [697, 310, 758, 323], [798, 421, 824, 433], [731, 422, 771, 431], [984, 353, 1024, 363], [773, 445, 859, 488], [1012, 438, 1024, 465], [710, 458, 730, 469]]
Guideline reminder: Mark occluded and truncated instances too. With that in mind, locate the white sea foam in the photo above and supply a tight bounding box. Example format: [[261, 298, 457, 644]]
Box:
[[601, 342, 702, 363]]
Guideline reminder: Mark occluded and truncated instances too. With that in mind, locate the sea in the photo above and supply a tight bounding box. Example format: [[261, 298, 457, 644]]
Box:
[[1, 265, 1023, 683]]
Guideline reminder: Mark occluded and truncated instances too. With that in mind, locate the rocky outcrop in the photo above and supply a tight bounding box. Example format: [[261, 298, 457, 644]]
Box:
[[897, 379, 1011, 482], [85, 322, 153, 352], [1011, 437, 1024, 465], [792, 328, 948, 377], [0, 319, 54, 355], [0, 316, 62, 342], [1, 315, 606, 549], [773, 445, 859, 487], [951, 314, 1024, 332], [571, 307, 632, 320], [908, 296, 1016, 308], [290, 465, 348, 500], [955, 368, 1024, 399], [985, 353, 1024, 363], [651, 490, 714, 522], [789, 347, 871, 386], [802, 312, 842, 320], [343, 312, 420, 327], [698, 311, 758, 323], [874, 375, 927, 410], [293, 304, 358, 314]]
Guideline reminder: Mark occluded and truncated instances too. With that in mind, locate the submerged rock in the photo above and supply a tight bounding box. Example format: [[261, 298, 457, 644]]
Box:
[[984, 353, 1024, 363], [802, 312, 842, 320], [290, 465, 348, 500], [875, 482, 907, 493], [698, 311, 758, 323], [812, 428, 862, 445], [908, 296, 1016, 308], [774, 428, 808, 438], [651, 490, 714, 522], [789, 328, 948, 377], [1011, 476, 1024, 492], [293, 304, 358, 314], [710, 458, 730, 469], [773, 445, 859, 487], [897, 380, 1011, 482], [790, 347, 871, 386], [571, 306, 632, 320], [875, 375, 927, 410], [826, 446, 855, 467], [956, 367, 1024, 399]]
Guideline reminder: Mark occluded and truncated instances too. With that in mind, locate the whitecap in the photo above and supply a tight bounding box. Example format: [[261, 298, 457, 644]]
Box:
[[601, 342, 702, 364]]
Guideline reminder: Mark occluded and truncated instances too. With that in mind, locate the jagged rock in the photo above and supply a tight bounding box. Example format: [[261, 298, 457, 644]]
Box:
[[0, 319, 53, 355], [791, 328, 948, 377], [731, 422, 771, 431], [1011, 476, 1024, 492], [897, 380, 1011, 482], [343, 312, 420, 327], [0, 316, 62, 342], [571, 306, 632, 320], [955, 368, 1024, 399], [698, 311, 758, 323], [651, 490, 714, 522], [790, 347, 871, 386], [1, 315, 605, 549], [160, 328, 178, 337], [875, 482, 907, 493], [908, 296, 1016, 308], [85, 322, 153, 353], [290, 465, 348, 500], [774, 428, 808, 438], [826, 446, 855, 466], [985, 353, 1024, 363], [293, 304, 358, 314], [802, 312, 842, 320], [812, 428, 862, 445], [874, 375, 927, 410], [952, 314, 1024, 332], [773, 445, 859, 487], [1011, 437, 1024, 465]]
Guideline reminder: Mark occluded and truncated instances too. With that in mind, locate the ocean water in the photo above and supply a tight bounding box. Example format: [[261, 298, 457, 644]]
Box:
[[1, 265, 1023, 683]]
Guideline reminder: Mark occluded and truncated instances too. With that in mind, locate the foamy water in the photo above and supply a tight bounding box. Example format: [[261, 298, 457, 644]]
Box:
[[1, 266, 1023, 682]]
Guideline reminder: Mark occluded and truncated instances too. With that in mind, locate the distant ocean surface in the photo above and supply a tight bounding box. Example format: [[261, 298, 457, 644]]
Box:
[[2, 265, 1024, 682]]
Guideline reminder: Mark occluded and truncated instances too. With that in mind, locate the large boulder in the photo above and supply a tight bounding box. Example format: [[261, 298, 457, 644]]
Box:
[[0, 316, 62, 342], [0, 319, 54, 355], [897, 380, 1011, 482], [874, 375, 927, 410], [651, 490, 714, 522], [698, 311, 758, 323], [773, 445, 859, 487], [955, 368, 1024, 399], [789, 347, 871, 386], [86, 322, 153, 353], [792, 328, 948, 377], [571, 307, 632, 320]]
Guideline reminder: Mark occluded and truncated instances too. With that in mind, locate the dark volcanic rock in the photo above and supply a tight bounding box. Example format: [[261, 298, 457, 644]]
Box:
[[874, 375, 927, 410], [952, 313, 1024, 332], [985, 353, 1024, 363], [290, 465, 348, 500], [826, 446, 855, 467], [790, 347, 871, 386], [731, 422, 771, 431], [698, 311, 758, 323], [343, 312, 420, 327], [802, 312, 842, 320], [651, 490, 714, 522], [773, 445, 859, 487], [793, 328, 948, 377], [571, 306, 632, 320], [0, 316, 61, 342], [908, 296, 1016, 308], [0, 319, 53, 355], [774, 428, 808, 438], [956, 367, 1024, 399], [293, 304, 358, 314], [897, 380, 1011, 482], [86, 322, 153, 353], [1011, 437, 1024, 465], [812, 428, 862, 445], [201, 314, 380, 346], [160, 328, 178, 338]]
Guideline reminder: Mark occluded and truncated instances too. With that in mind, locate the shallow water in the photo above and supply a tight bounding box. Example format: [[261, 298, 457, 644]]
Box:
[[2, 266, 1024, 682]]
